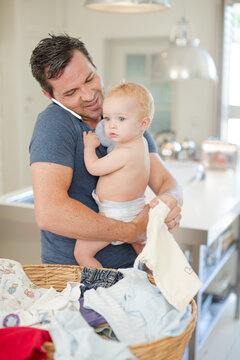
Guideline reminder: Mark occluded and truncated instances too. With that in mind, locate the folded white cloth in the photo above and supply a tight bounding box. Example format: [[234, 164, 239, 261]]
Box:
[[50, 310, 137, 360], [134, 200, 202, 311]]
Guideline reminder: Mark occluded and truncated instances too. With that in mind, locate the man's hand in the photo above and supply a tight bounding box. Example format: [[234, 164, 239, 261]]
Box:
[[130, 204, 150, 244], [83, 131, 100, 149], [150, 193, 182, 233]]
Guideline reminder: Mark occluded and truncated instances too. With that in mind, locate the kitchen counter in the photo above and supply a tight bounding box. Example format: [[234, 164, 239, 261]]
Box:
[[175, 168, 240, 247], [171, 167, 240, 360]]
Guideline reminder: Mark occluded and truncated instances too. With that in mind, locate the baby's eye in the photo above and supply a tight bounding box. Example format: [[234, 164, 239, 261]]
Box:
[[104, 117, 110, 121], [119, 116, 125, 121]]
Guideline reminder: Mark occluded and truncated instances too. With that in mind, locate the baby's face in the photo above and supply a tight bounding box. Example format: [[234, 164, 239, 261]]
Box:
[[103, 94, 144, 143]]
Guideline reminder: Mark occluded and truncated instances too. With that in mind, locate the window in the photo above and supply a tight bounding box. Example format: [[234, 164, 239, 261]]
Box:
[[221, 1, 240, 145], [104, 38, 173, 135], [126, 53, 172, 134]]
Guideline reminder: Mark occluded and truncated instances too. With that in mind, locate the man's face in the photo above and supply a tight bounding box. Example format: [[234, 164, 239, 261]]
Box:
[[47, 50, 104, 122]]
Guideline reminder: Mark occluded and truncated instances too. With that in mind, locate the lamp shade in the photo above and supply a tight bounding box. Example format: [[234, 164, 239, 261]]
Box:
[[84, 0, 171, 14], [152, 16, 218, 82], [153, 44, 218, 81]]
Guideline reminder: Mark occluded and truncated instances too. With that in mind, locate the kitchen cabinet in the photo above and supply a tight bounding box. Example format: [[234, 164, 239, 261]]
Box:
[[174, 168, 240, 360], [0, 187, 40, 264]]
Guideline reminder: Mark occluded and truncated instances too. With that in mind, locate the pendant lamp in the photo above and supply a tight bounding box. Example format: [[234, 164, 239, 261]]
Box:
[[84, 0, 171, 14], [152, 16, 218, 81]]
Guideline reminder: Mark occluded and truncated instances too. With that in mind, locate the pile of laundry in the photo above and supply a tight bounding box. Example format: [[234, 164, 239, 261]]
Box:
[[0, 259, 192, 360]]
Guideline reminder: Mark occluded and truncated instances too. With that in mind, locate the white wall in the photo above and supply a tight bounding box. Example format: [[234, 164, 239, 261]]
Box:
[[0, 0, 222, 194]]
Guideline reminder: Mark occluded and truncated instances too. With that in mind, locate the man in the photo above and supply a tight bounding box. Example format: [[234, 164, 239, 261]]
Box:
[[29, 34, 182, 268]]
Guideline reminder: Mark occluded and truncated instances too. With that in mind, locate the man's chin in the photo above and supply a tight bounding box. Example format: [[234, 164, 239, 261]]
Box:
[[81, 110, 102, 122], [84, 108, 103, 121]]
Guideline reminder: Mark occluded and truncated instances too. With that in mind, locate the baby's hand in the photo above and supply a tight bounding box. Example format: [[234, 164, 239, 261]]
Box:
[[83, 131, 100, 149]]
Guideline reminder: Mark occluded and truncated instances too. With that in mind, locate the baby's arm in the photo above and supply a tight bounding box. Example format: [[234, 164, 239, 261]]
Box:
[[83, 131, 126, 176]]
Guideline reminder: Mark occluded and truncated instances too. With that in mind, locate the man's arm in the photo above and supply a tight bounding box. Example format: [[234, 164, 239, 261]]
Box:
[[148, 152, 183, 232], [31, 161, 149, 243]]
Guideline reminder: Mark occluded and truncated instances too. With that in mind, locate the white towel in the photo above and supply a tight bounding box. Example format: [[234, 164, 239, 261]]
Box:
[[134, 200, 202, 311]]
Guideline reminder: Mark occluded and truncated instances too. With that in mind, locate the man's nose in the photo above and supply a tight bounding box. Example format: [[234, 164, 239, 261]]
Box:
[[80, 86, 94, 102]]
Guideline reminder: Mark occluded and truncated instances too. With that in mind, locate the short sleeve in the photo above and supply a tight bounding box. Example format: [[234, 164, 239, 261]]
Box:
[[29, 105, 78, 168]]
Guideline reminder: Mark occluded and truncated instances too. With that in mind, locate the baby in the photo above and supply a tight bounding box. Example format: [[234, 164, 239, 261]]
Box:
[[74, 82, 154, 267]]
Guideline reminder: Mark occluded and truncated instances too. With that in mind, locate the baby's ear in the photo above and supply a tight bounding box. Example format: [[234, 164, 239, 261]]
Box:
[[140, 117, 151, 132]]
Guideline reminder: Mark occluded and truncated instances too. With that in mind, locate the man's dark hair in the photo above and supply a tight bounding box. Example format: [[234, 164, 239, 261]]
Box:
[[30, 33, 95, 97]]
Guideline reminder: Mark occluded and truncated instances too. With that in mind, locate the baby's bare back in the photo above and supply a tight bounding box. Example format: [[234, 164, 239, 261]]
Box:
[[96, 137, 150, 202]]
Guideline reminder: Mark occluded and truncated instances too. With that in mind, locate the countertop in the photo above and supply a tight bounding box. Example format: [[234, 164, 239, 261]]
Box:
[[175, 168, 240, 246], [146, 166, 240, 246]]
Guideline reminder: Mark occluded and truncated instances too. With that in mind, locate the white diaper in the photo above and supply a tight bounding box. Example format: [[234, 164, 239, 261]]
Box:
[[92, 190, 145, 245]]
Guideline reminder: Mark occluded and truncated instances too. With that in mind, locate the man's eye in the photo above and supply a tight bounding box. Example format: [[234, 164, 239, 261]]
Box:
[[119, 117, 125, 121], [86, 74, 94, 83], [65, 90, 76, 97]]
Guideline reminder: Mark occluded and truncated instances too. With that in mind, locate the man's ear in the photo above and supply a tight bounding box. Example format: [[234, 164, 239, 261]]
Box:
[[42, 89, 52, 99], [140, 117, 151, 132]]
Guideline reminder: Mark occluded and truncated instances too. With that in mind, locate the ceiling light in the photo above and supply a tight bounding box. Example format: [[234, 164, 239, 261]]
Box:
[[152, 16, 218, 81], [84, 0, 171, 14]]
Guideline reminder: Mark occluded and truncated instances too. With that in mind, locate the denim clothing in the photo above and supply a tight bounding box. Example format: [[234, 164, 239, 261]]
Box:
[[80, 267, 124, 296]]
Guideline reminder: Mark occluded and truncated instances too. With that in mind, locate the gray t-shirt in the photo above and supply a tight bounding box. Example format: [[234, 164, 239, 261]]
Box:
[[29, 102, 158, 268]]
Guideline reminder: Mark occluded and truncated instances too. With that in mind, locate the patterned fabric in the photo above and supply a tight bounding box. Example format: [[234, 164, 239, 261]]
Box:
[[0, 259, 44, 310], [0, 259, 80, 329]]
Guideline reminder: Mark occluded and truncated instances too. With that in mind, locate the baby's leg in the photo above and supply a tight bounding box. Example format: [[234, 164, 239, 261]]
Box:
[[132, 243, 145, 255], [74, 239, 108, 267]]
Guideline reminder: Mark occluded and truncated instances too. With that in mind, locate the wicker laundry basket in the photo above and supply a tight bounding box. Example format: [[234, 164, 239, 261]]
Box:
[[23, 264, 197, 360]]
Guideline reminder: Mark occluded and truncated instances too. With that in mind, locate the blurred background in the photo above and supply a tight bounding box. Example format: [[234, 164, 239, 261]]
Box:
[[0, 0, 239, 194]]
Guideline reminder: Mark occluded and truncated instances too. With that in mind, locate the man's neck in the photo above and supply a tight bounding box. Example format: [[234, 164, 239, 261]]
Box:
[[81, 117, 102, 130]]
